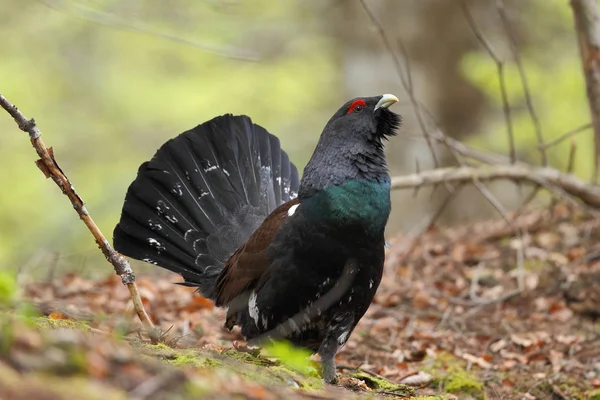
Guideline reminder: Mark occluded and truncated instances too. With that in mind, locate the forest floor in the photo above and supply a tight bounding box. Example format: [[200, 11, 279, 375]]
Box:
[[1, 203, 600, 399]]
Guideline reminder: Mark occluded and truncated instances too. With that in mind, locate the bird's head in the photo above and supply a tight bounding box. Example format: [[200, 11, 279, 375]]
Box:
[[298, 94, 401, 198], [324, 94, 401, 142]]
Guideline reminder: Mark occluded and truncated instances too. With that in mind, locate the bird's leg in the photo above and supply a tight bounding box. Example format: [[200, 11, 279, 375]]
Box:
[[318, 338, 339, 384]]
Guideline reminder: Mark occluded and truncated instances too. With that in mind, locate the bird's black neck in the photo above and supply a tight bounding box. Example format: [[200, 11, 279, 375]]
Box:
[[298, 135, 389, 199]]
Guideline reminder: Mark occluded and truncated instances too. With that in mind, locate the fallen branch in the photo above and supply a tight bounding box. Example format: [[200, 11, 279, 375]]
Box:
[[0, 93, 158, 343], [391, 164, 600, 209]]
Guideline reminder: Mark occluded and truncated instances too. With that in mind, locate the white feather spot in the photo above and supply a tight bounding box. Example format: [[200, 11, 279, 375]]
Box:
[[156, 200, 170, 215], [184, 229, 195, 241], [148, 220, 163, 231], [287, 204, 299, 217], [319, 278, 331, 289], [204, 165, 218, 172], [248, 290, 261, 328], [287, 318, 300, 332], [223, 168, 230, 176], [142, 258, 158, 265], [262, 315, 268, 329], [369, 279, 374, 289], [147, 238, 165, 253], [337, 329, 350, 345], [166, 215, 178, 224]]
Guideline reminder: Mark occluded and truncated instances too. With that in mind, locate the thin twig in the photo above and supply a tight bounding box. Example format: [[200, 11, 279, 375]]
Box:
[[497, 0, 547, 165], [359, 0, 440, 168], [457, 289, 522, 322], [427, 128, 516, 166], [37, 0, 259, 62], [462, 1, 516, 164], [471, 177, 531, 284], [567, 139, 577, 174], [540, 123, 592, 150], [0, 93, 158, 343]]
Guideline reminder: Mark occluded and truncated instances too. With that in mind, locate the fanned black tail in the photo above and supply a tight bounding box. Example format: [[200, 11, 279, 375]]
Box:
[[113, 114, 299, 299]]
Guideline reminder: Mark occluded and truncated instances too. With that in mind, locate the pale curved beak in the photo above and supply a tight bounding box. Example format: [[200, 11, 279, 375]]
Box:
[[374, 93, 399, 111]]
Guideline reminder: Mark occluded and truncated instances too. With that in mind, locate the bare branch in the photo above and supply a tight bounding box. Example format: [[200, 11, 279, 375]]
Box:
[[390, 164, 600, 210], [497, 0, 547, 166], [0, 93, 158, 343], [359, 0, 440, 167], [567, 140, 577, 174], [571, 0, 600, 180], [462, 1, 516, 164], [38, 0, 259, 62], [427, 128, 517, 166], [540, 123, 592, 150]]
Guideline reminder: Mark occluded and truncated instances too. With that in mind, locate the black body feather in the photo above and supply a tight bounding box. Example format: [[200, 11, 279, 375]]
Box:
[[114, 95, 401, 383]]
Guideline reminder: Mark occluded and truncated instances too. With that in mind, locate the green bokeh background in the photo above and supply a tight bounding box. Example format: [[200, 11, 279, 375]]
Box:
[[0, 0, 593, 277]]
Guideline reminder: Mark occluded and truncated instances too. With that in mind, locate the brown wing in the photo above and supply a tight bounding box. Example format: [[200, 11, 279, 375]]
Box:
[[214, 199, 299, 306]]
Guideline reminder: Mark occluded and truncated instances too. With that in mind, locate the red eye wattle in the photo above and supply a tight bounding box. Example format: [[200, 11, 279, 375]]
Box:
[[347, 99, 367, 114]]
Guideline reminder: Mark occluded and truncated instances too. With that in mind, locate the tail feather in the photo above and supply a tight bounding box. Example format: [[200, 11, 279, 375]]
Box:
[[280, 150, 295, 202], [113, 114, 299, 299]]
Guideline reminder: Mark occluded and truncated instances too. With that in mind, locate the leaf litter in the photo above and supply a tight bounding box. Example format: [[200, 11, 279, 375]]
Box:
[[2, 203, 599, 399]]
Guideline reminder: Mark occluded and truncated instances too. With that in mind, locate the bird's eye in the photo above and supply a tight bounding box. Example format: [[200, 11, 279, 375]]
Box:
[[347, 99, 367, 114]]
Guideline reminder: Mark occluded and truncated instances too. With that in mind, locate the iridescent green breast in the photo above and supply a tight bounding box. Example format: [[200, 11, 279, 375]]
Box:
[[302, 179, 391, 234]]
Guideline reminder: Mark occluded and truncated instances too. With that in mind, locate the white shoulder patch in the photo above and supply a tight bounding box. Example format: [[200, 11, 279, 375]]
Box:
[[248, 290, 267, 329], [287, 204, 299, 217], [248, 291, 260, 327]]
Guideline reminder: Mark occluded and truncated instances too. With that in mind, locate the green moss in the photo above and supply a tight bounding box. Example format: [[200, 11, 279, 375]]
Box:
[[35, 317, 90, 332], [167, 353, 197, 366], [198, 356, 224, 369], [0, 318, 15, 354], [0, 362, 127, 400], [588, 389, 600, 400], [444, 368, 484, 400], [410, 397, 444, 400], [65, 349, 88, 374], [183, 380, 213, 398], [148, 342, 172, 350], [350, 372, 414, 396], [523, 259, 545, 271], [222, 349, 274, 367], [555, 381, 585, 400]]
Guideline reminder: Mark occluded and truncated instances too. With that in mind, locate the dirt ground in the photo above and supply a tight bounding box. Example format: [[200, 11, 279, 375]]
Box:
[[2, 203, 600, 399]]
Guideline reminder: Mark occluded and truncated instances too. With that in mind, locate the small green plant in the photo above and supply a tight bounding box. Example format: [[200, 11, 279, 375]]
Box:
[[445, 367, 484, 400], [263, 340, 317, 376], [0, 271, 17, 305]]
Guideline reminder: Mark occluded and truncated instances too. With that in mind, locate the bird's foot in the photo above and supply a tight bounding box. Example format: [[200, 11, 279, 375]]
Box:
[[321, 357, 339, 384], [232, 340, 261, 356]]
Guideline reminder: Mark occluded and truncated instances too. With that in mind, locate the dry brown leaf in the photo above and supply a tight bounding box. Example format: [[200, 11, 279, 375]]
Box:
[[48, 310, 69, 320], [548, 349, 563, 373], [489, 339, 508, 353], [459, 352, 493, 369]]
